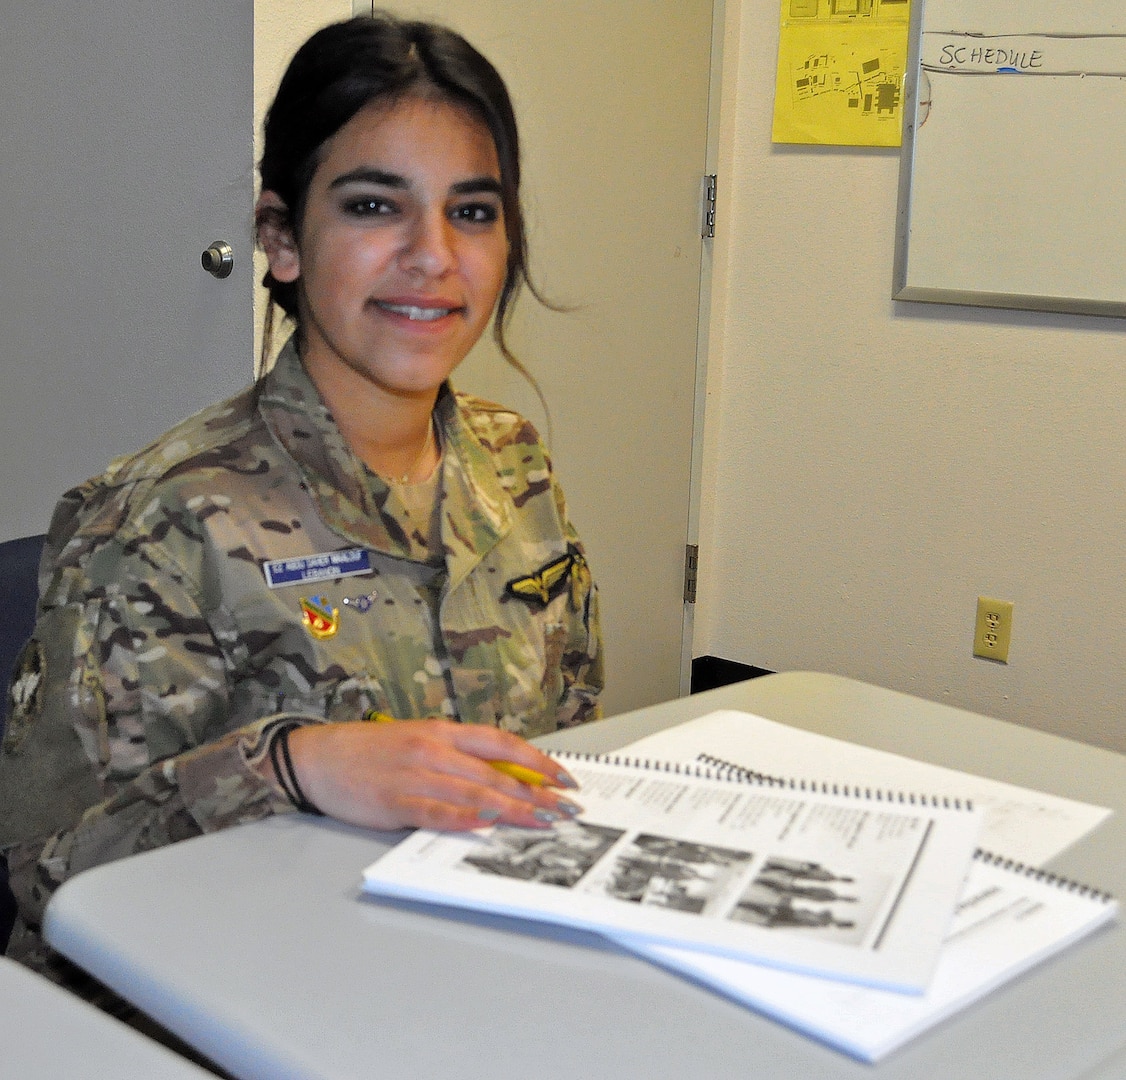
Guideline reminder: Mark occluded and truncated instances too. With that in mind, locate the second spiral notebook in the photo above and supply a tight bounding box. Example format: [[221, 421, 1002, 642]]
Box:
[[628, 849, 1118, 1062], [361, 753, 982, 992]]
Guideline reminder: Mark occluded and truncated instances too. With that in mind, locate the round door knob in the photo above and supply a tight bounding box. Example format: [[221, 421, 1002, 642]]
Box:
[[201, 241, 234, 279]]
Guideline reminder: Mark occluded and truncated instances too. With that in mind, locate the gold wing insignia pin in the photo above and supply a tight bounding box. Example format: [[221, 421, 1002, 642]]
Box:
[[506, 544, 589, 611]]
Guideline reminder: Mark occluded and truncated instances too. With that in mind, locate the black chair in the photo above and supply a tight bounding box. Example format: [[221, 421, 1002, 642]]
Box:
[[0, 533, 46, 951], [0, 534, 45, 738]]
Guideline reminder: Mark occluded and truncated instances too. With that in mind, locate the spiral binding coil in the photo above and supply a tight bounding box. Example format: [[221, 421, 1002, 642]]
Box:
[[974, 848, 1115, 902], [553, 750, 723, 778], [551, 749, 973, 810], [696, 752, 972, 810]]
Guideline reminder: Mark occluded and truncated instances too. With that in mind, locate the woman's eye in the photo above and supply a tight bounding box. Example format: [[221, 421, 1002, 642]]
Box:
[[344, 196, 395, 217], [452, 203, 500, 225]]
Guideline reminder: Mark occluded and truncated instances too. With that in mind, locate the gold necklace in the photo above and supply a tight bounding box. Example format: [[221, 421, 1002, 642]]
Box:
[[385, 417, 436, 485]]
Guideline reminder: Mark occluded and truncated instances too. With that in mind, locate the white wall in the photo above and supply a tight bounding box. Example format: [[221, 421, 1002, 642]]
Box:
[[696, 1, 1126, 753]]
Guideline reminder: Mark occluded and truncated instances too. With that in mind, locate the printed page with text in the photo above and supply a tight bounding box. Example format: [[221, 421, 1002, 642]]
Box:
[[363, 754, 982, 992]]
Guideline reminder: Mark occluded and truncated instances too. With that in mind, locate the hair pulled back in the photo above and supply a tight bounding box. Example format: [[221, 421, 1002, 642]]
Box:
[[258, 13, 531, 367]]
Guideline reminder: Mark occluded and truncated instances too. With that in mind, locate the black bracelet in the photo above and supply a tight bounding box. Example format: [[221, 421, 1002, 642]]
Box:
[[268, 721, 324, 816]]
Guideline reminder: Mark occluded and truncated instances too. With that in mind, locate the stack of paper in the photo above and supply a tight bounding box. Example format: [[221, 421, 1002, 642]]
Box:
[[613, 711, 1118, 1062], [363, 751, 984, 992], [360, 710, 1116, 1063]]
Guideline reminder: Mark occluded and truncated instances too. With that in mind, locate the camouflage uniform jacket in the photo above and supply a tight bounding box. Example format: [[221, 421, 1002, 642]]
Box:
[[0, 338, 603, 968]]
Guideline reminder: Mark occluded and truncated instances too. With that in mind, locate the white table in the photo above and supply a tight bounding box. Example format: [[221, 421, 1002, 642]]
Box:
[[0, 956, 214, 1077], [42, 673, 1126, 1079]]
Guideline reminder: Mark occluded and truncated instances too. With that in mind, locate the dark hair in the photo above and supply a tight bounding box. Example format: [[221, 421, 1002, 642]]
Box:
[[258, 13, 534, 370]]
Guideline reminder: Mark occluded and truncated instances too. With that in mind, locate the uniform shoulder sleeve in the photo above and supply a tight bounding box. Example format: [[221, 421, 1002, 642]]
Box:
[[0, 481, 308, 935]]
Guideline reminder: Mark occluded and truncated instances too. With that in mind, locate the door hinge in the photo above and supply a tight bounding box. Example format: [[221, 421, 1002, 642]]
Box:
[[683, 544, 699, 604], [701, 174, 717, 239]]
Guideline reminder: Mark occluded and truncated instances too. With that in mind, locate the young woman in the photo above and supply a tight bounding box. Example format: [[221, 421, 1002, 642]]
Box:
[[0, 14, 603, 985]]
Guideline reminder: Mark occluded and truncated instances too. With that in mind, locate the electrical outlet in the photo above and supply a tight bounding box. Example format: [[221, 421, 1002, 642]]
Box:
[[973, 597, 1013, 663]]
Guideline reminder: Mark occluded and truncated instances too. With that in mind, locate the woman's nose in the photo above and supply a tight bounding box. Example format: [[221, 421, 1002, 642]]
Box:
[[400, 212, 456, 277]]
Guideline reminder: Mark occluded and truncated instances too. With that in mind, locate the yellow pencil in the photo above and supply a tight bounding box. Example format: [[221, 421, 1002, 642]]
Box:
[[485, 759, 550, 787], [363, 710, 551, 787]]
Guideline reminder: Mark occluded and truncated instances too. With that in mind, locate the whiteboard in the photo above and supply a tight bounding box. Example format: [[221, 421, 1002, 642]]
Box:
[[893, 0, 1126, 316]]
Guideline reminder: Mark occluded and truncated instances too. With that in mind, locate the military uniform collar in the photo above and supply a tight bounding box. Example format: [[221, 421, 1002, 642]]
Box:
[[257, 338, 511, 573]]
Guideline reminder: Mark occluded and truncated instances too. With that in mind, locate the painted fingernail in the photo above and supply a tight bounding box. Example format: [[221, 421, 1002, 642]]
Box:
[[556, 799, 582, 817], [478, 807, 501, 822], [556, 772, 579, 789], [534, 808, 562, 823]]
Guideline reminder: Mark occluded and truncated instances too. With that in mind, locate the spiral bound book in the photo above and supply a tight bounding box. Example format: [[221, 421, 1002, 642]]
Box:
[[362, 752, 982, 993], [626, 850, 1118, 1062]]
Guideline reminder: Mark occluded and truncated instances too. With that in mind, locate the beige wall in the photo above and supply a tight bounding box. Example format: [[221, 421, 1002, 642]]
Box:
[[696, 1, 1126, 752]]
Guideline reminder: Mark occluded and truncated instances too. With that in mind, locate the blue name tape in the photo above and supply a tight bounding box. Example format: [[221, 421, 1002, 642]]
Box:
[[263, 548, 372, 589]]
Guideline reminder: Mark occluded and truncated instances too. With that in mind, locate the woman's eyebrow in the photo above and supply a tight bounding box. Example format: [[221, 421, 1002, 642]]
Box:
[[327, 168, 502, 198], [329, 167, 407, 190], [450, 177, 503, 197]]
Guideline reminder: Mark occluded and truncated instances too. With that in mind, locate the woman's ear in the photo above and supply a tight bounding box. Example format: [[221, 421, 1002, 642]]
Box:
[[256, 191, 301, 283]]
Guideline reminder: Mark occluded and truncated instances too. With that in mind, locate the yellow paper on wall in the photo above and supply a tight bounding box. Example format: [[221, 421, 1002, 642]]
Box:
[[772, 0, 911, 147]]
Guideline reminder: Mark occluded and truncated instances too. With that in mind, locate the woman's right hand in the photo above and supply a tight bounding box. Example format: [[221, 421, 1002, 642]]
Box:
[[274, 719, 582, 832]]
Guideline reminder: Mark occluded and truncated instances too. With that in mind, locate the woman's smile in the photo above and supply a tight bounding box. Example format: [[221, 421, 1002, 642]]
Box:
[[373, 301, 460, 322]]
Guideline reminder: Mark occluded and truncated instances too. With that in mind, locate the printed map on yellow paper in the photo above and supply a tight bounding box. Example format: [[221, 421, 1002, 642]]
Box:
[[773, 0, 911, 146]]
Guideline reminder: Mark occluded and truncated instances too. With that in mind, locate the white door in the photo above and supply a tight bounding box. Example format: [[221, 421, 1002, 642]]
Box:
[[0, 0, 254, 540], [368, 1, 717, 716]]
